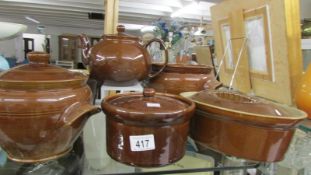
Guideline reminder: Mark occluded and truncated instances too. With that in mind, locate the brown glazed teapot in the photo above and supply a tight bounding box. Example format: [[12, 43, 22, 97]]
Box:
[[0, 61, 101, 163], [80, 25, 168, 83]]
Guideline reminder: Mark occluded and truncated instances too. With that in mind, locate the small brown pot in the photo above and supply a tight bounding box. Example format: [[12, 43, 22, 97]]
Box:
[[0, 62, 100, 163], [27, 51, 50, 64], [148, 64, 222, 95], [101, 88, 195, 167], [181, 90, 307, 162]]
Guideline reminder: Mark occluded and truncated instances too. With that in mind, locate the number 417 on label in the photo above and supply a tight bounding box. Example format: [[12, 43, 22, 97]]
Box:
[[129, 134, 155, 152]]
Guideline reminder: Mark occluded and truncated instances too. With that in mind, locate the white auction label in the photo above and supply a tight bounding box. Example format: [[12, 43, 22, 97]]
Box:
[[146, 102, 161, 108], [129, 134, 155, 152]]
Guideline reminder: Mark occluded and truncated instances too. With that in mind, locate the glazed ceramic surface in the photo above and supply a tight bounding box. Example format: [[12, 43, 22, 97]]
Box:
[[80, 25, 168, 83], [148, 64, 222, 94], [0, 63, 100, 163], [27, 51, 50, 64], [101, 88, 195, 167], [296, 64, 311, 119], [181, 90, 307, 162]]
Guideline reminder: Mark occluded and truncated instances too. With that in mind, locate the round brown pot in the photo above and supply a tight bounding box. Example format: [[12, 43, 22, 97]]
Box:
[[148, 64, 222, 94], [101, 88, 195, 167], [0, 62, 100, 163]]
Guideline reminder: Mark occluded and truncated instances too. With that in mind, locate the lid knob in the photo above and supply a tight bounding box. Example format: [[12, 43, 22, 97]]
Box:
[[143, 88, 155, 97], [27, 51, 50, 64], [117, 25, 125, 33]]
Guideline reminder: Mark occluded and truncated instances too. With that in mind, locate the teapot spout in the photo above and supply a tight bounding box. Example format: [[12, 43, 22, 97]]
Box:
[[62, 103, 101, 127], [79, 34, 91, 65]]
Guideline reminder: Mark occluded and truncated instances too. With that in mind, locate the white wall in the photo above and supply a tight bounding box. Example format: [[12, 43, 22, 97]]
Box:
[[0, 23, 142, 64], [23, 25, 103, 63], [23, 33, 46, 52], [25, 25, 104, 36], [0, 38, 16, 58], [0, 24, 104, 64], [49, 35, 59, 62], [301, 0, 311, 19], [0, 35, 23, 63]]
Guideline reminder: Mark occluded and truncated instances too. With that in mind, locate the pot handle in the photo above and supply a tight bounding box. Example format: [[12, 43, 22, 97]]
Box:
[[145, 38, 168, 79], [61, 103, 101, 127], [79, 34, 91, 65]]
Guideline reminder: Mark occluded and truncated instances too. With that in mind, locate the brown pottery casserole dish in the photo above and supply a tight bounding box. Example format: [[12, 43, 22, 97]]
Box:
[[181, 90, 307, 162]]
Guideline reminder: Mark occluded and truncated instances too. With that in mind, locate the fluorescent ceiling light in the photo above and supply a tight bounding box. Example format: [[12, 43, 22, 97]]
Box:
[[0, 22, 27, 40], [119, 23, 156, 32], [163, 0, 183, 8], [25, 16, 40, 24], [171, 1, 215, 18], [141, 26, 157, 33], [119, 23, 144, 30], [194, 27, 206, 36], [171, 2, 198, 18]]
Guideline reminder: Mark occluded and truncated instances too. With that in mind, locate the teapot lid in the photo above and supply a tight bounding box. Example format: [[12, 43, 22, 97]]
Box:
[[0, 63, 87, 90], [101, 88, 195, 124], [103, 25, 139, 41]]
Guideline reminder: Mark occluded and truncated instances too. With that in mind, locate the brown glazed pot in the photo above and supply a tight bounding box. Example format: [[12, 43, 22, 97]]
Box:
[[148, 64, 222, 94], [0, 62, 101, 163], [181, 90, 307, 162], [27, 51, 50, 64], [80, 25, 168, 83], [101, 88, 195, 167]]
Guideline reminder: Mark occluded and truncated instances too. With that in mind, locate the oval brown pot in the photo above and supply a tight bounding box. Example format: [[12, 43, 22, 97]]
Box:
[[181, 90, 307, 162]]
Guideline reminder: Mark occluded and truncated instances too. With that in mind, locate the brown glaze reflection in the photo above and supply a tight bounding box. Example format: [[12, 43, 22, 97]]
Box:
[[27, 51, 50, 64], [148, 64, 222, 95], [181, 90, 307, 162], [101, 88, 195, 167], [80, 25, 168, 83], [107, 119, 189, 167], [0, 63, 101, 163], [192, 110, 294, 162]]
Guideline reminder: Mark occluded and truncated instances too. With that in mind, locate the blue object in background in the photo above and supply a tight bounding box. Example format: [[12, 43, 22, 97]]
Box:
[[0, 148, 7, 167], [4, 57, 16, 68], [0, 55, 10, 71], [19, 58, 29, 65]]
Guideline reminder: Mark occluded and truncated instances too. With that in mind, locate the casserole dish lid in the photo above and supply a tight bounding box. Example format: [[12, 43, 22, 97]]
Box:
[[102, 88, 195, 124], [0, 63, 87, 90], [152, 63, 214, 74], [181, 90, 307, 120]]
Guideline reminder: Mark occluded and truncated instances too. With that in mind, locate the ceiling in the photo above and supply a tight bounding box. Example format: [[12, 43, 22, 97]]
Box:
[[0, 0, 220, 30]]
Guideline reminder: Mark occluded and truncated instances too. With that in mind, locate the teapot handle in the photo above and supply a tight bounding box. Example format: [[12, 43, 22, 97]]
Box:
[[145, 38, 168, 79], [79, 34, 91, 65]]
